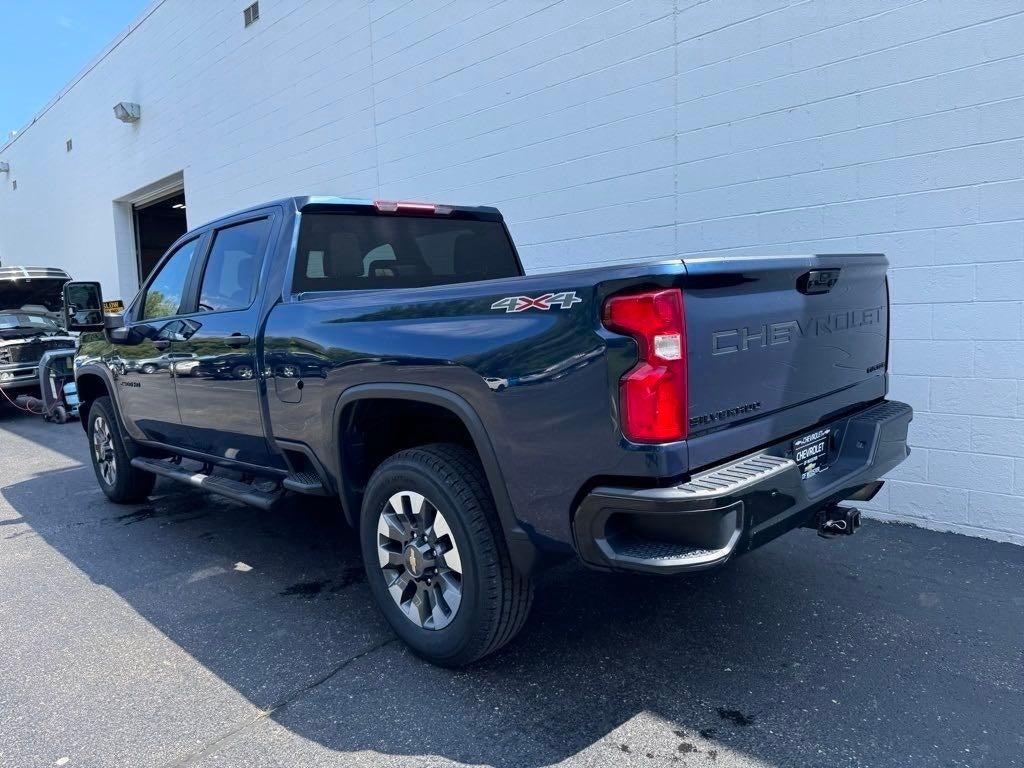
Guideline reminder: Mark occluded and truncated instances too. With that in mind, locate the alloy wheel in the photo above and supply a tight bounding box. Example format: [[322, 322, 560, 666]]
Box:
[[92, 415, 117, 486], [376, 490, 463, 630]]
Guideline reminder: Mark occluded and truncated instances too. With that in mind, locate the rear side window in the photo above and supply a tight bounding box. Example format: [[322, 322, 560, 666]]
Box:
[[292, 213, 520, 293], [198, 218, 270, 312]]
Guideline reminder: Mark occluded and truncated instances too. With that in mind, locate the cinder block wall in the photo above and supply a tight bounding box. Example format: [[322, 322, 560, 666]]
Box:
[[674, 1, 1024, 544], [0, 1, 1020, 542]]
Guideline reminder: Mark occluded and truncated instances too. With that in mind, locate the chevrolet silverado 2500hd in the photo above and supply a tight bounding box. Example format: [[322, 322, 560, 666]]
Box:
[[65, 197, 912, 666]]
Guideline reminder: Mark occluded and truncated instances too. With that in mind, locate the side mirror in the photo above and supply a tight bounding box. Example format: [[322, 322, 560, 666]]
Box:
[[63, 281, 105, 332]]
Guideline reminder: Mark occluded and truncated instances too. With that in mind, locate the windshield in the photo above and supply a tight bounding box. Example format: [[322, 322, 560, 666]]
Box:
[[0, 312, 61, 339]]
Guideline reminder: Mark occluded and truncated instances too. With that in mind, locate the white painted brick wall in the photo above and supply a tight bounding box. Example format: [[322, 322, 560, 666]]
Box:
[[0, 0, 1020, 543], [674, 0, 1024, 545]]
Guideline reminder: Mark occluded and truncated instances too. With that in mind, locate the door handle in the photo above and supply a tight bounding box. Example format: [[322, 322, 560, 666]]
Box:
[[153, 339, 171, 351], [226, 333, 251, 348]]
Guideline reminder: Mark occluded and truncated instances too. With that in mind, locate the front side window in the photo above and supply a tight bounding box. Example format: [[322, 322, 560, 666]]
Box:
[[142, 238, 200, 321], [197, 218, 270, 312], [292, 213, 521, 292]]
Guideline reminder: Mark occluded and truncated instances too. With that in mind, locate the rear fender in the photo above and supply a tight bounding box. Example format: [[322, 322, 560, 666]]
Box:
[[330, 383, 541, 575]]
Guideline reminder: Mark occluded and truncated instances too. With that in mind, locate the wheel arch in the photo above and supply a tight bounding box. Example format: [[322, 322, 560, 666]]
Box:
[[75, 367, 117, 432], [331, 383, 540, 575], [75, 367, 141, 454]]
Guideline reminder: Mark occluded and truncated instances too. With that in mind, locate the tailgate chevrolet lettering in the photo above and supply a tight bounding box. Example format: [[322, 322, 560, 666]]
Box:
[[712, 305, 884, 355]]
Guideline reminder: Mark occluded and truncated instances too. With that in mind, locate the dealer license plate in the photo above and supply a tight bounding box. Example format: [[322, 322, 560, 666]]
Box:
[[793, 427, 831, 480]]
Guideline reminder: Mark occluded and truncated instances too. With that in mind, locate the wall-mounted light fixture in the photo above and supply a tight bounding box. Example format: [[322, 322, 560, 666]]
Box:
[[113, 102, 141, 123], [0, 162, 9, 174]]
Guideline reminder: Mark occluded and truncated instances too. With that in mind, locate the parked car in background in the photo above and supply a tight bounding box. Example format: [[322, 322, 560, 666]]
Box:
[[65, 197, 912, 666], [192, 352, 254, 380], [0, 267, 76, 397], [134, 352, 199, 376]]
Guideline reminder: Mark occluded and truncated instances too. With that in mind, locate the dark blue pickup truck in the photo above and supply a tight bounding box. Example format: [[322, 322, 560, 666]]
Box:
[[65, 197, 912, 666]]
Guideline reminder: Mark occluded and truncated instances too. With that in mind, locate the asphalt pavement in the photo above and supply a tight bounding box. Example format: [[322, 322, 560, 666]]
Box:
[[0, 406, 1021, 768]]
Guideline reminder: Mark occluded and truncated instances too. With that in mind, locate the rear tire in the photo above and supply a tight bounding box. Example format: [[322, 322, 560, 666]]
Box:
[[88, 396, 156, 504], [360, 443, 533, 667]]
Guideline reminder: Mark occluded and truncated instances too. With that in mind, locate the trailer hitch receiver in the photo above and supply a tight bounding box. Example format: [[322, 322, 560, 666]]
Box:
[[814, 505, 861, 539]]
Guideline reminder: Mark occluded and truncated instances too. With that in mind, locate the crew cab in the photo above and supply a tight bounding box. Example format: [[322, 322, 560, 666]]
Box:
[[66, 197, 912, 666]]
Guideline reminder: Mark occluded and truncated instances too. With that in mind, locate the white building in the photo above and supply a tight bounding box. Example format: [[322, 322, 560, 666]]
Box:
[[1, 0, 1021, 543]]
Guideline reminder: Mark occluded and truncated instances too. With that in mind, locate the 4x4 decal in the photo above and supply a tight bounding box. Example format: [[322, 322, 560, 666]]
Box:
[[490, 291, 582, 313]]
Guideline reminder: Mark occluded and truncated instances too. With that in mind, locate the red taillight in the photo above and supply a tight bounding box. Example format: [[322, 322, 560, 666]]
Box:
[[603, 288, 688, 442]]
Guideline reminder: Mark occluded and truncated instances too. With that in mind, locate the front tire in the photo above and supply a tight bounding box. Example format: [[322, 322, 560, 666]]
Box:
[[88, 396, 156, 504], [360, 444, 533, 667]]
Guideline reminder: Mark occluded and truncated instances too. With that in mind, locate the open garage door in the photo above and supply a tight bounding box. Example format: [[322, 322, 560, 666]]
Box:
[[134, 191, 187, 285]]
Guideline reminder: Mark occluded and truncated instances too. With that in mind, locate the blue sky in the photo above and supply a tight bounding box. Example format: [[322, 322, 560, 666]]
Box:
[[0, 1, 151, 137]]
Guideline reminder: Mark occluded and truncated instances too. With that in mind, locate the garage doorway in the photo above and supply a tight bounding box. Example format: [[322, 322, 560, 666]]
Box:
[[134, 191, 188, 284]]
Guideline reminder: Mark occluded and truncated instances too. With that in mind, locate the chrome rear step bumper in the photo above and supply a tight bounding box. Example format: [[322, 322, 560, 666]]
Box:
[[573, 400, 912, 574]]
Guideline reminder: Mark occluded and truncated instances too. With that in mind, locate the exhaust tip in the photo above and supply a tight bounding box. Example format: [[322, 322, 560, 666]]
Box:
[[847, 480, 884, 502]]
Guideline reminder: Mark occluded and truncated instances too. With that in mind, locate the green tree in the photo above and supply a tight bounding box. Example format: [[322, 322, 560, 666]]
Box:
[[144, 291, 177, 320]]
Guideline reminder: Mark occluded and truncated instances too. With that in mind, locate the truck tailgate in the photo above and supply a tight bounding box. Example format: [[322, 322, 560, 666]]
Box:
[[683, 254, 889, 438]]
